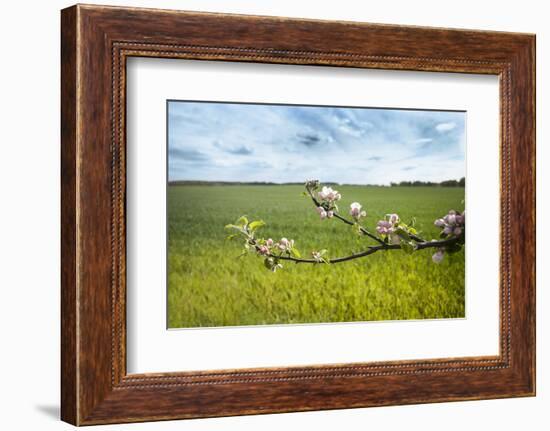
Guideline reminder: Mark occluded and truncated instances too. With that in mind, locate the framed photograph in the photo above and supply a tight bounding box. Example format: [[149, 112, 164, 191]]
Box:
[[61, 4, 535, 425]]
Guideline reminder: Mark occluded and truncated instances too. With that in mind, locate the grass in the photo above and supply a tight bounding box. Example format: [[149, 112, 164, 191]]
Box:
[[167, 185, 465, 328]]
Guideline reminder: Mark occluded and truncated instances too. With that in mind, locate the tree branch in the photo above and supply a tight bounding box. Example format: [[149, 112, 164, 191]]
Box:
[[226, 181, 464, 270], [253, 236, 460, 265], [306, 188, 386, 245]]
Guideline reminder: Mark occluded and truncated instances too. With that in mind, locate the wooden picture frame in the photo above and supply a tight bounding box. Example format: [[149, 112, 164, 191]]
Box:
[[61, 4, 535, 425]]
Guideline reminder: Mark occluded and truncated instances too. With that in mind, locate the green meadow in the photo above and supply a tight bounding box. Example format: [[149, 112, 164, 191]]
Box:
[[167, 184, 465, 328]]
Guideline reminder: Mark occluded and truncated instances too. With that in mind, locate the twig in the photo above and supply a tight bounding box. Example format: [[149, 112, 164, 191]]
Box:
[[252, 236, 460, 265], [306, 188, 386, 245]]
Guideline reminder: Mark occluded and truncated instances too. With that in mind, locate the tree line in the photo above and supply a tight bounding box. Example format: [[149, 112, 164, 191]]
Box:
[[390, 177, 465, 187], [169, 178, 465, 187]]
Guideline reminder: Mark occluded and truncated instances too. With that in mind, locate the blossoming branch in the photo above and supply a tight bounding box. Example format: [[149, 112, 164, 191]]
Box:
[[225, 180, 465, 272]]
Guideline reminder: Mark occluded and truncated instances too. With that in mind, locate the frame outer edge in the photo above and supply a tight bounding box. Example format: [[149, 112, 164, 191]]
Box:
[[526, 35, 536, 395], [61, 5, 79, 426], [60, 4, 536, 425], [504, 34, 536, 396]]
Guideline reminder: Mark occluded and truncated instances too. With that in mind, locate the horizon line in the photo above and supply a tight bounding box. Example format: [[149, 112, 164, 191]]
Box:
[[168, 179, 466, 186]]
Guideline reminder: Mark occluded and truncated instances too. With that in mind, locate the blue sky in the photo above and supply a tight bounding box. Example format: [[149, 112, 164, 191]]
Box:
[[168, 101, 465, 185]]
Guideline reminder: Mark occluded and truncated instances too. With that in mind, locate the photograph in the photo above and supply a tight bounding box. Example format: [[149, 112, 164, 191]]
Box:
[[167, 101, 466, 328]]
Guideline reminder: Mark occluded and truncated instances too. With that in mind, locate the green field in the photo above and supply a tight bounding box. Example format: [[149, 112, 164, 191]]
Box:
[[167, 185, 465, 328]]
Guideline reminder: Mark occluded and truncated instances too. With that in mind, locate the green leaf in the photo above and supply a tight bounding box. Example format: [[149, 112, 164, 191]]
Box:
[[225, 224, 240, 230], [236, 215, 249, 227], [248, 220, 266, 232], [290, 247, 301, 258], [264, 257, 281, 271], [395, 227, 411, 241], [400, 240, 416, 254], [301, 191, 309, 197], [225, 234, 239, 241]]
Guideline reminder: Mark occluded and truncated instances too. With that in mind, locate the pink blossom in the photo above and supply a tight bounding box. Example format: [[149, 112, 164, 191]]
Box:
[[265, 238, 274, 247], [387, 213, 400, 224], [349, 202, 366, 219], [432, 249, 445, 263], [376, 213, 401, 243], [277, 237, 294, 252], [316, 206, 327, 220], [445, 213, 457, 225], [376, 220, 393, 235], [434, 218, 446, 227], [434, 209, 465, 238], [318, 186, 341, 203], [327, 210, 334, 218], [257, 245, 270, 255], [350, 202, 361, 217]]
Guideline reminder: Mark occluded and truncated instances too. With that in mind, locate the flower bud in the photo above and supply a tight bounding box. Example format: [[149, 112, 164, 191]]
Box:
[[258, 245, 270, 255], [350, 202, 363, 218], [387, 213, 399, 224], [434, 218, 445, 227], [432, 249, 445, 263]]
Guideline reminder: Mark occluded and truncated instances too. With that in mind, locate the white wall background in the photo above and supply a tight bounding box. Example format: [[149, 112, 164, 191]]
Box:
[[0, 0, 546, 429]]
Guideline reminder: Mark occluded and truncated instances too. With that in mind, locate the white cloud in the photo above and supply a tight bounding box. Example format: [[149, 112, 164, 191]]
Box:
[[413, 138, 433, 144], [435, 122, 457, 133], [168, 102, 465, 184]]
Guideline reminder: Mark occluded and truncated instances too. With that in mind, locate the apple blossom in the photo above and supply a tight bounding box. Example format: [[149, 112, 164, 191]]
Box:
[[387, 213, 399, 224], [264, 257, 283, 272], [434, 209, 465, 238], [376, 220, 392, 235], [376, 213, 401, 244], [432, 248, 445, 263], [349, 202, 367, 220], [316, 206, 327, 220], [257, 245, 270, 255], [312, 251, 323, 262], [318, 186, 341, 203], [305, 179, 320, 191], [277, 237, 294, 252]]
